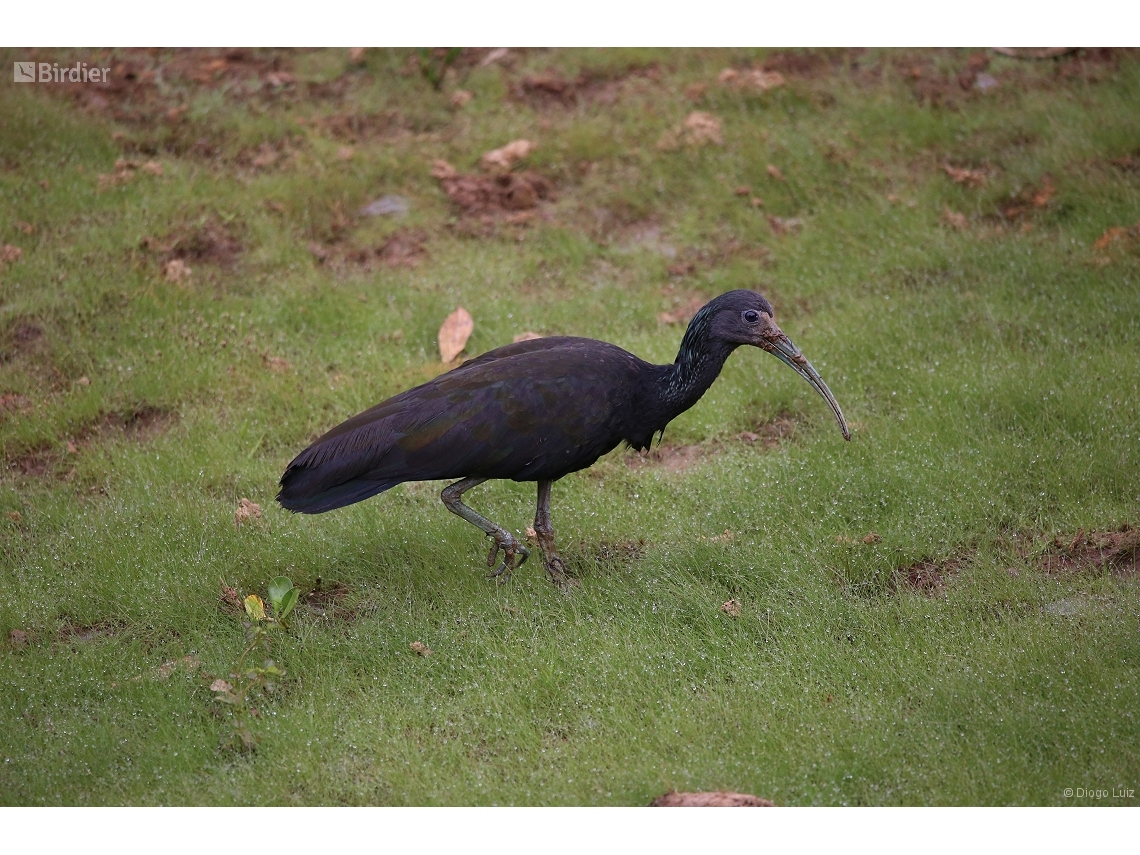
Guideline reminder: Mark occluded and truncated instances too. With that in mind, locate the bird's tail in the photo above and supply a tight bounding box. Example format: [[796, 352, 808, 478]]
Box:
[[276, 474, 402, 514]]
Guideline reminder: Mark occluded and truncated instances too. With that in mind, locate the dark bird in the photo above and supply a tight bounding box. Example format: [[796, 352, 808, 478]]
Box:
[[278, 290, 849, 586]]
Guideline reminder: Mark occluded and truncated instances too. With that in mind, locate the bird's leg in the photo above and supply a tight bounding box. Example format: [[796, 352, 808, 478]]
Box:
[[534, 480, 574, 588], [441, 477, 529, 582]]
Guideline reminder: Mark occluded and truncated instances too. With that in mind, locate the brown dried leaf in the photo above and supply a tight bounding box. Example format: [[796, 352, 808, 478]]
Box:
[[720, 598, 742, 617], [942, 164, 988, 187], [210, 678, 232, 693], [438, 307, 474, 363], [234, 497, 262, 527], [1031, 176, 1056, 207], [6, 511, 22, 524], [347, 47, 367, 65], [863, 532, 882, 544], [410, 641, 432, 657], [1093, 227, 1127, 250], [480, 139, 537, 172], [766, 164, 785, 181], [767, 216, 803, 236], [141, 160, 164, 176], [1, 245, 23, 264], [450, 89, 473, 108], [336, 146, 355, 161]]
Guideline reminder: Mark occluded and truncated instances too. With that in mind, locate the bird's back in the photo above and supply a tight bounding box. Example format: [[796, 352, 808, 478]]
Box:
[[278, 337, 650, 513]]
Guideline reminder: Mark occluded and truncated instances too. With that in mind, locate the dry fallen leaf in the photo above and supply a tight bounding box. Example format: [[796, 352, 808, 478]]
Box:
[[1093, 227, 1127, 250], [438, 307, 474, 363], [7, 511, 22, 524], [1031, 176, 1056, 207], [163, 259, 191, 282], [734, 185, 751, 196], [348, 47, 367, 65], [336, 146, 355, 161], [720, 599, 742, 617], [863, 532, 882, 544], [512, 331, 542, 343], [717, 69, 740, 83], [210, 678, 232, 693], [141, 160, 164, 176], [942, 164, 988, 187], [942, 208, 970, 230], [15, 221, 34, 234], [410, 641, 432, 657], [66, 441, 78, 454], [234, 498, 262, 527], [480, 139, 537, 171], [767, 216, 803, 236], [1, 245, 23, 264], [450, 89, 473, 108], [766, 164, 785, 181], [525, 526, 538, 541]]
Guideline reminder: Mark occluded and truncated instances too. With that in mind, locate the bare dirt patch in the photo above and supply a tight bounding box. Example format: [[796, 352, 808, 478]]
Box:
[[739, 412, 800, 448], [301, 580, 361, 619], [5, 406, 177, 480], [891, 557, 964, 596], [141, 217, 243, 268], [626, 442, 708, 474], [310, 229, 428, 271], [650, 790, 773, 807], [1, 321, 45, 364], [512, 64, 661, 109], [1042, 526, 1139, 577], [58, 619, 125, 643], [432, 161, 554, 218]]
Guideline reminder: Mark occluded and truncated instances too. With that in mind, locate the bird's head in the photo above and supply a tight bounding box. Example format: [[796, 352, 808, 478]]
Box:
[[703, 290, 851, 441]]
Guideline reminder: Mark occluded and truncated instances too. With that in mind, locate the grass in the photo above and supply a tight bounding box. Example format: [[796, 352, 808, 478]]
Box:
[[1, 47, 1139, 805]]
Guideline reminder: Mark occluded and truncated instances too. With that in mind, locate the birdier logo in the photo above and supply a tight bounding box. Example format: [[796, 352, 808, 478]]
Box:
[[13, 61, 110, 83]]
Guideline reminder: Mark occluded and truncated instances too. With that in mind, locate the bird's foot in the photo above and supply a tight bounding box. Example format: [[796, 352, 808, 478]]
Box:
[[543, 553, 578, 591], [486, 532, 529, 583]]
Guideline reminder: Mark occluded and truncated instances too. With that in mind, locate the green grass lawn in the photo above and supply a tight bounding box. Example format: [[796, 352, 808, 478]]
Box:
[[1, 47, 1138, 805]]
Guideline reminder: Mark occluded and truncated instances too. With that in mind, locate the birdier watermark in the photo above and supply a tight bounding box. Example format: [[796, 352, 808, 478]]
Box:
[[1062, 786, 1135, 800], [14, 61, 109, 84]]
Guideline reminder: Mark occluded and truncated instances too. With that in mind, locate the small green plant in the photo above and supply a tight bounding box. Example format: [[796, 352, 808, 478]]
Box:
[[417, 47, 462, 91], [212, 576, 298, 751]]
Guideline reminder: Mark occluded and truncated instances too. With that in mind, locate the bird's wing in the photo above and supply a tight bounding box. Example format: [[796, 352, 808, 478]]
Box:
[[278, 340, 644, 512]]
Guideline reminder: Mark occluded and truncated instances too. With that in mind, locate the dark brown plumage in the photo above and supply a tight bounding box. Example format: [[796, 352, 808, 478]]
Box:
[[278, 290, 849, 585]]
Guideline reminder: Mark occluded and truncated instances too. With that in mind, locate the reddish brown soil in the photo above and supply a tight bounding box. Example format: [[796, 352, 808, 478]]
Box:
[[1042, 526, 1139, 576]]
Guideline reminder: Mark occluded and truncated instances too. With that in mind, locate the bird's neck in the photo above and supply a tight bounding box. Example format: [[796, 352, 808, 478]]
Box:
[[656, 308, 736, 417]]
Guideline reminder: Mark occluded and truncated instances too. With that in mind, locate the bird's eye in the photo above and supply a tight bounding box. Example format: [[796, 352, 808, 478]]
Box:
[[742, 310, 761, 324]]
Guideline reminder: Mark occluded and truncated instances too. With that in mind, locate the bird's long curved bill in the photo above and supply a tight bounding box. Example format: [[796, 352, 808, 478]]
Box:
[[764, 336, 851, 441]]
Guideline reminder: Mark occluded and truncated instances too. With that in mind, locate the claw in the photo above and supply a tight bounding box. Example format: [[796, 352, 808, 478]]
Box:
[[485, 535, 529, 582]]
